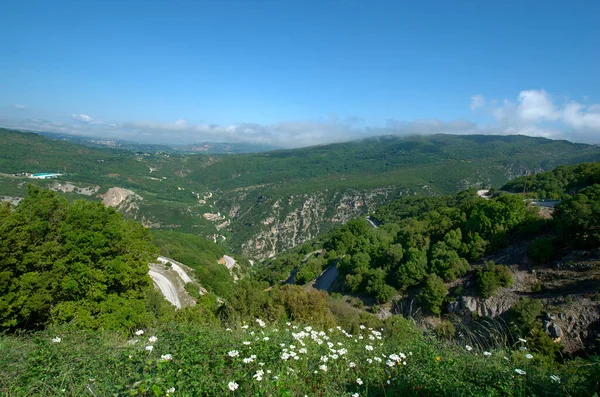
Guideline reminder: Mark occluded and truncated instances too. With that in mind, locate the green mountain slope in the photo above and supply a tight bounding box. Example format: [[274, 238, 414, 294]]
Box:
[[501, 161, 600, 199], [2, 128, 600, 258]]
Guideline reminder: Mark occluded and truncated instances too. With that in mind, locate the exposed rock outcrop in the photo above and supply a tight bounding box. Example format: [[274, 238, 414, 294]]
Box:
[[447, 295, 517, 319], [98, 187, 143, 214], [239, 187, 397, 258]]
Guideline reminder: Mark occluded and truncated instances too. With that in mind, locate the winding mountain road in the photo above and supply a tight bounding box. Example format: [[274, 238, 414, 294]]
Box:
[[158, 256, 194, 284], [366, 216, 379, 229], [314, 264, 339, 291], [148, 269, 182, 309], [223, 255, 237, 270]]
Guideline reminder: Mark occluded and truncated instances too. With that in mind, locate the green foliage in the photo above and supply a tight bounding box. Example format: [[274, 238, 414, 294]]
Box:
[[465, 232, 488, 260], [429, 241, 469, 281], [502, 161, 600, 199], [151, 230, 236, 298], [418, 275, 448, 315], [271, 285, 336, 328], [300, 188, 544, 301], [475, 261, 514, 299], [256, 253, 302, 285], [0, 186, 159, 331], [395, 248, 428, 290], [528, 324, 562, 358], [294, 256, 325, 285], [1, 319, 596, 397], [527, 237, 555, 265], [554, 184, 600, 248], [466, 194, 528, 249], [434, 320, 456, 340], [509, 298, 543, 335]]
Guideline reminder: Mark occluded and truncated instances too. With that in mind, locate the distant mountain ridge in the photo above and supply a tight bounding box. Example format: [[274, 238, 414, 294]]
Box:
[[33, 130, 278, 154]]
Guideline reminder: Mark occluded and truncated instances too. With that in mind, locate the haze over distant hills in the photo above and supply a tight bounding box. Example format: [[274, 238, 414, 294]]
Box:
[[34, 130, 278, 154]]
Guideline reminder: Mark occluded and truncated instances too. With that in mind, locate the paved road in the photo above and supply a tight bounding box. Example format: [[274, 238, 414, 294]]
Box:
[[148, 269, 182, 308], [477, 189, 490, 199], [157, 256, 194, 284], [529, 200, 561, 208], [314, 265, 339, 291], [223, 255, 236, 270], [366, 216, 379, 229]]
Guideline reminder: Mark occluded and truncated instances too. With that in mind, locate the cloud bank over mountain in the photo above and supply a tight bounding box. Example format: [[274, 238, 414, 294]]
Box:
[[2, 90, 599, 148]]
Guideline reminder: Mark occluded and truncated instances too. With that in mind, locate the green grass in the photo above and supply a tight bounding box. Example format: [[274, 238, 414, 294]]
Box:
[[1, 321, 597, 396]]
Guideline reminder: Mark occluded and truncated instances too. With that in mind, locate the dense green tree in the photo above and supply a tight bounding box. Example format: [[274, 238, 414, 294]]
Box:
[[364, 268, 396, 302], [509, 298, 543, 334], [395, 218, 430, 251], [0, 186, 158, 330], [465, 232, 487, 260], [385, 243, 404, 270], [527, 238, 555, 264], [475, 261, 513, 299], [502, 162, 600, 199], [418, 274, 448, 315], [554, 184, 600, 248], [295, 257, 325, 285], [429, 241, 469, 281], [395, 248, 428, 290], [465, 194, 527, 250]]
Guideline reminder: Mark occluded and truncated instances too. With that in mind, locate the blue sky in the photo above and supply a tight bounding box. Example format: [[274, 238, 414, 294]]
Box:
[[1, 0, 599, 147]]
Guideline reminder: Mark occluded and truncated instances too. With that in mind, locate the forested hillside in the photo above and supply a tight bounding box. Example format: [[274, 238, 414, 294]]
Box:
[[0, 186, 163, 330], [3, 129, 600, 259], [258, 191, 533, 307], [256, 163, 600, 359], [502, 161, 600, 199], [1, 185, 599, 395], [1, 168, 599, 395]]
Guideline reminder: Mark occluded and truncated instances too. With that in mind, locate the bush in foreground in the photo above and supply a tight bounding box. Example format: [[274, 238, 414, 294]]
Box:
[[0, 186, 158, 331]]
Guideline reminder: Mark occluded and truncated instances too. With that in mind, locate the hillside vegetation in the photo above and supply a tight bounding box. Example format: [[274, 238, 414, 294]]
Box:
[[3, 129, 600, 258], [258, 191, 534, 307], [502, 162, 600, 199], [1, 174, 599, 394], [2, 321, 598, 397], [0, 186, 162, 331]]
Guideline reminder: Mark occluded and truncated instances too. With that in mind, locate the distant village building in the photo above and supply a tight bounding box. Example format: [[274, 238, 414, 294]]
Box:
[[29, 173, 62, 179]]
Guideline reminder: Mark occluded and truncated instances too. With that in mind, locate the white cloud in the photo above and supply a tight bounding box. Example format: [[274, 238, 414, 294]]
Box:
[[562, 103, 600, 130], [387, 119, 477, 136], [13, 104, 26, 109], [474, 89, 600, 143], [516, 89, 559, 122], [121, 118, 370, 148], [72, 113, 102, 124], [2, 89, 600, 147], [470, 95, 485, 111]]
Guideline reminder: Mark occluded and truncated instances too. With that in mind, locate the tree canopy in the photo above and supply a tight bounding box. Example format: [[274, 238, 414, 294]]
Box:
[[0, 186, 158, 330]]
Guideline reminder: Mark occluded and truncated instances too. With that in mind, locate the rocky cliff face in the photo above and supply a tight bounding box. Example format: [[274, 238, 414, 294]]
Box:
[[227, 186, 400, 259], [98, 187, 143, 213]]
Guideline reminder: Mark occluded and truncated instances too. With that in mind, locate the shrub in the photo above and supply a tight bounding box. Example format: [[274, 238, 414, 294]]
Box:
[[434, 320, 456, 340], [509, 298, 543, 334], [0, 186, 158, 331], [527, 238, 555, 265], [530, 281, 543, 293], [418, 275, 448, 315], [475, 262, 513, 299]]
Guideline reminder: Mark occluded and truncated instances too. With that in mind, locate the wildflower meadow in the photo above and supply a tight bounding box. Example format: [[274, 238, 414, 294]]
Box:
[[1, 319, 597, 396]]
